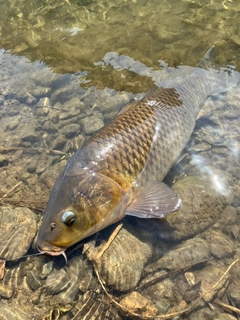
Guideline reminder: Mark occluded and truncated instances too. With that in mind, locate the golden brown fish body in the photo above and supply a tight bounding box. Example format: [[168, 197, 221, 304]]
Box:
[[37, 67, 238, 256]]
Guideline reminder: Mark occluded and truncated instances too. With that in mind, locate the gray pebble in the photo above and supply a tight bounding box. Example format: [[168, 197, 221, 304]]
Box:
[[206, 231, 235, 259], [145, 237, 210, 274], [50, 134, 66, 150], [0, 207, 37, 261], [188, 142, 211, 153], [62, 97, 84, 111], [80, 115, 104, 134], [6, 116, 21, 130], [217, 314, 237, 320], [48, 108, 60, 123], [0, 155, 9, 167], [26, 270, 43, 291], [37, 97, 50, 107], [156, 176, 228, 242], [21, 132, 40, 144], [31, 86, 51, 97], [42, 120, 58, 133], [45, 268, 70, 295], [61, 123, 81, 138], [228, 283, 240, 309], [39, 261, 54, 280]]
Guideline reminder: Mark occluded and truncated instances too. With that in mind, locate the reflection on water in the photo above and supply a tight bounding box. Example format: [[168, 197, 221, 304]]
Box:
[[0, 0, 240, 90], [0, 0, 240, 319]]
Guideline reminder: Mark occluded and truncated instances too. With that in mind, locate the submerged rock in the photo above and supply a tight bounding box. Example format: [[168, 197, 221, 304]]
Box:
[[145, 237, 210, 274], [84, 218, 168, 292], [120, 291, 157, 317], [157, 176, 231, 241], [0, 207, 37, 262]]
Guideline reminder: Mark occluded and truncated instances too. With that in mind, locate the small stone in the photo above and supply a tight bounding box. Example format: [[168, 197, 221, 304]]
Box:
[[217, 313, 237, 320], [80, 115, 104, 135], [48, 107, 60, 123], [120, 291, 157, 317], [31, 86, 51, 97], [156, 176, 228, 242], [0, 155, 9, 167], [63, 97, 84, 112], [206, 231, 234, 259], [21, 132, 39, 144], [228, 282, 240, 307], [4, 99, 21, 116], [145, 237, 210, 274], [50, 135, 66, 150], [40, 261, 54, 280], [188, 142, 211, 153], [26, 270, 43, 290], [45, 268, 70, 295], [37, 97, 50, 107], [61, 123, 81, 138], [6, 117, 21, 130], [42, 120, 58, 133], [0, 207, 37, 261], [12, 42, 29, 53]]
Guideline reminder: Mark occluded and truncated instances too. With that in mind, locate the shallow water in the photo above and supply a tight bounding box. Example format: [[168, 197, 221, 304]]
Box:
[[0, 0, 240, 319]]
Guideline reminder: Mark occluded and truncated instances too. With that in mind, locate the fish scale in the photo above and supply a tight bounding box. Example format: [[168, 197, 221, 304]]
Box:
[[81, 84, 189, 191]]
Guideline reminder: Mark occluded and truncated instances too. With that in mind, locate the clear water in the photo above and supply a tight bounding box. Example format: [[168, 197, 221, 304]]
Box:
[[0, 0, 240, 319]]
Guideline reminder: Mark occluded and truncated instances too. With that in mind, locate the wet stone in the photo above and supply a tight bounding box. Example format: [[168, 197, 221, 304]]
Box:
[[50, 255, 85, 305], [0, 207, 37, 261], [26, 93, 37, 105], [64, 134, 85, 153], [50, 134, 66, 150], [35, 156, 53, 174], [157, 176, 227, 242], [188, 142, 211, 153], [44, 268, 70, 295], [42, 120, 58, 133], [31, 86, 51, 97], [189, 307, 216, 320], [0, 155, 9, 167], [6, 116, 21, 130], [228, 283, 240, 308], [120, 291, 157, 317], [48, 105, 61, 123], [26, 270, 43, 291], [21, 131, 40, 144], [145, 237, 210, 274], [84, 219, 156, 292], [4, 99, 21, 116], [80, 115, 104, 135], [35, 107, 49, 116], [0, 303, 31, 320], [39, 261, 54, 280], [37, 97, 50, 107], [141, 277, 177, 314], [26, 156, 38, 173], [61, 123, 81, 138], [217, 314, 237, 320], [206, 231, 235, 259], [62, 97, 84, 112]]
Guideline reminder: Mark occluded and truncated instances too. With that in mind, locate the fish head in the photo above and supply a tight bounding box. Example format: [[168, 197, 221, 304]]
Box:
[[37, 170, 127, 256]]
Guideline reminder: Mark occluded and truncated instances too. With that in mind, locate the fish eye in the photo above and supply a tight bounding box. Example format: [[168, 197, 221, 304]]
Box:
[[61, 211, 76, 227]]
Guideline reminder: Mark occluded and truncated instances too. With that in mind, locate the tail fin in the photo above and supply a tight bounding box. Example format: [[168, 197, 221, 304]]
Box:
[[197, 46, 240, 94]]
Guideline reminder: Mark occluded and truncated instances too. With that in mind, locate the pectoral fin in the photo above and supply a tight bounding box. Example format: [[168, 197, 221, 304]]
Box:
[[125, 181, 181, 219]]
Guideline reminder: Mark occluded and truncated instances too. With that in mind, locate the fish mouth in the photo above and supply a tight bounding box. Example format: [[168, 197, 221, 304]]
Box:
[[37, 242, 68, 263]]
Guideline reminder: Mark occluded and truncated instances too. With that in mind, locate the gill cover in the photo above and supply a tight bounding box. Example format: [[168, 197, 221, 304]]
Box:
[[37, 170, 127, 251]]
